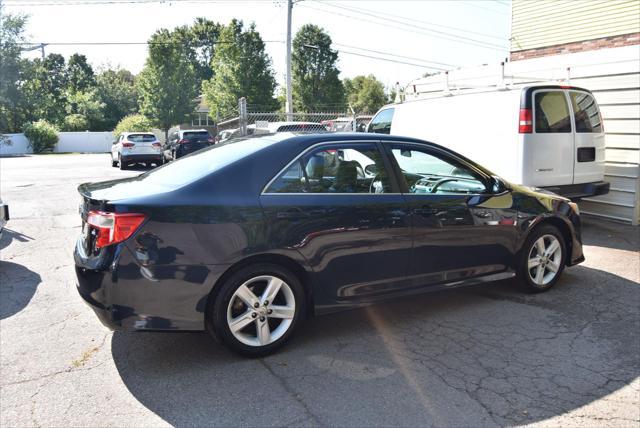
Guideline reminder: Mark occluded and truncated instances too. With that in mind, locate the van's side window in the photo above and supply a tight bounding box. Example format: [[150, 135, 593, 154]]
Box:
[[368, 108, 394, 134], [534, 92, 571, 133], [570, 92, 603, 133]]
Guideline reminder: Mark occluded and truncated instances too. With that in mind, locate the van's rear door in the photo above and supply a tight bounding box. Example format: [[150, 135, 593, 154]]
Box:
[[568, 90, 606, 184], [525, 89, 574, 186]]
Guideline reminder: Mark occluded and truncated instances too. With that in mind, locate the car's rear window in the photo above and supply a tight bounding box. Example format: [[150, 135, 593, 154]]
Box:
[[127, 134, 156, 142], [136, 135, 280, 187], [183, 131, 210, 140]]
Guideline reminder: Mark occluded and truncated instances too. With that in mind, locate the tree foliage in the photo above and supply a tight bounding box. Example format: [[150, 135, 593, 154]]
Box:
[[202, 19, 277, 118], [66, 54, 96, 93], [137, 29, 198, 137], [343, 75, 388, 113], [63, 114, 89, 131], [0, 12, 28, 133], [173, 17, 222, 85], [292, 24, 345, 111], [113, 114, 155, 136], [94, 67, 138, 131], [23, 120, 59, 153]]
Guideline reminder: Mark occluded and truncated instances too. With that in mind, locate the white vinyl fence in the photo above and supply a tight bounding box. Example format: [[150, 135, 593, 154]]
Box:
[[0, 132, 114, 156]]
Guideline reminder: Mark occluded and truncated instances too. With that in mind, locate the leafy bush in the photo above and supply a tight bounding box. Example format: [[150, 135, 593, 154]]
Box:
[[23, 120, 59, 153], [63, 114, 89, 131], [113, 114, 154, 137]]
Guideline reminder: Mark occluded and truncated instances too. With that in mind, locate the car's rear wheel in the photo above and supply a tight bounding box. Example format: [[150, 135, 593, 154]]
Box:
[[118, 155, 127, 170], [208, 263, 305, 357], [111, 155, 117, 167], [517, 224, 566, 293]]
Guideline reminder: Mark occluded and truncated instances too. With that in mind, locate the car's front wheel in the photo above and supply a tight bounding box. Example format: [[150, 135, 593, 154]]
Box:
[[208, 264, 305, 357], [517, 224, 566, 293]]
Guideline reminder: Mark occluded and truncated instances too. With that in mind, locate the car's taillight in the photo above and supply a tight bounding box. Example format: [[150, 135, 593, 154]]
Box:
[[178, 139, 188, 144], [122, 142, 135, 148], [519, 108, 533, 134], [86, 211, 147, 249], [152, 142, 161, 148], [207, 138, 214, 144]]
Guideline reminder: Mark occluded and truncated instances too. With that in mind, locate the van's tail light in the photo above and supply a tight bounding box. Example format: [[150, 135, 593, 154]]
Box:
[[122, 142, 135, 148], [519, 108, 533, 134], [87, 211, 147, 249]]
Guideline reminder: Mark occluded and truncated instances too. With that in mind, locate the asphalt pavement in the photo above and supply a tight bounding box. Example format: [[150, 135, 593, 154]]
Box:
[[1, 154, 638, 427]]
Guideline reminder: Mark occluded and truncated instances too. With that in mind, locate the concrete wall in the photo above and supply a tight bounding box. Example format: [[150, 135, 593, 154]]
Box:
[[0, 132, 114, 156]]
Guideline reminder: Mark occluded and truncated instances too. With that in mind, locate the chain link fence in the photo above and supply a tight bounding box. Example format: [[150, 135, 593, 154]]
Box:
[[214, 97, 374, 140]]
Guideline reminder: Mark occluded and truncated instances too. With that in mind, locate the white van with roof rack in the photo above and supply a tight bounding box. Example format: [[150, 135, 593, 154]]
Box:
[[366, 84, 609, 200]]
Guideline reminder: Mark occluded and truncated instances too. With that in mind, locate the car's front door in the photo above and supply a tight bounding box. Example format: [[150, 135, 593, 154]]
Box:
[[260, 141, 413, 305], [385, 143, 518, 287]]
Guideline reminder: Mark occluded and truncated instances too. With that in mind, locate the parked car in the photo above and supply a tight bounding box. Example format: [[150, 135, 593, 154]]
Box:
[[216, 129, 234, 144], [323, 115, 373, 132], [226, 122, 329, 140], [164, 129, 214, 161], [111, 132, 163, 170], [75, 133, 583, 356], [0, 198, 8, 237], [367, 84, 609, 200]]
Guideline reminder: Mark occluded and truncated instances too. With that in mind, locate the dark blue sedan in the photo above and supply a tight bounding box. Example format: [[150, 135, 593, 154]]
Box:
[[75, 133, 584, 356]]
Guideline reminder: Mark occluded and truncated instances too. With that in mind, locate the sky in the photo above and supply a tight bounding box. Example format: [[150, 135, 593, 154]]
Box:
[[4, 0, 511, 91]]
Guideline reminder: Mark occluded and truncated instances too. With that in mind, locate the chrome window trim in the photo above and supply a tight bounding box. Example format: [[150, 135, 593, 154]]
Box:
[[261, 140, 393, 195]]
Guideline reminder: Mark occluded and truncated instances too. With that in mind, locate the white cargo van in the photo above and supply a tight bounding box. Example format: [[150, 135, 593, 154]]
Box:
[[366, 85, 609, 199]]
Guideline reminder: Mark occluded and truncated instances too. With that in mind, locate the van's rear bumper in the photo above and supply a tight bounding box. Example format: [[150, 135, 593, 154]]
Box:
[[541, 181, 609, 200]]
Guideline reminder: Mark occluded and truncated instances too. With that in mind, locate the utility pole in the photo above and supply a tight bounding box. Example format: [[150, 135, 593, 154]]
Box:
[[285, 0, 293, 121]]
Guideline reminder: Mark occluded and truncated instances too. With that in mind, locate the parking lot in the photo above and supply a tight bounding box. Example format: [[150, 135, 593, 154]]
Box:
[[1, 153, 638, 427]]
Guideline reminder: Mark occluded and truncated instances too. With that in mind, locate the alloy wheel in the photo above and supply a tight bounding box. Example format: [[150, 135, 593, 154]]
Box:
[[226, 275, 295, 347], [527, 234, 562, 286]]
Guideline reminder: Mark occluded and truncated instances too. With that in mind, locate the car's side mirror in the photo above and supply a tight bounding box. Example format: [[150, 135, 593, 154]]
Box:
[[489, 176, 507, 193], [400, 149, 412, 158], [364, 164, 378, 175]]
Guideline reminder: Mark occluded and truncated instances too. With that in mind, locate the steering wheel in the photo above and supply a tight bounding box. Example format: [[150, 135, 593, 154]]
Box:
[[369, 175, 384, 194], [429, 178, 459, 193]]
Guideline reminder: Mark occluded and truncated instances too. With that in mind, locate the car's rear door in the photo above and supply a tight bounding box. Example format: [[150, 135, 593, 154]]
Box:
[[384, 142, 518, 287], [525, 89, 574, 186], [568, 90, 606, 184], [260, 140, 413, 303]]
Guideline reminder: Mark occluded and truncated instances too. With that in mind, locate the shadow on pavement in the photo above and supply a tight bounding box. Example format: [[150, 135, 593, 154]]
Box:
[[0, 261, 42, 319], [111, 264, 639, 427], [581, 217, 639, 252], [0, 228, 34, 251]]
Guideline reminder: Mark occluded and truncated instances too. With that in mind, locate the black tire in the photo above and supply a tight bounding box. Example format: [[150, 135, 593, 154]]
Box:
[[111, 156, 117, 167], [516, 224, 566, 293], [208, 263, 305, 357], [118, 155, 127, 170]]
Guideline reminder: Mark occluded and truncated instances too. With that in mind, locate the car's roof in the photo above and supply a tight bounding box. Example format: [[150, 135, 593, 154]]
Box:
[[179, 129, 209, 133], [122, 131, 154, 135]]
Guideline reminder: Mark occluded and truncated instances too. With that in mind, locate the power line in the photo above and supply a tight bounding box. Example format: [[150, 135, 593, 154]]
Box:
[[300, 3, 508, 51], [333, 43, 455, 69], [316, 0, 506, 42], [311, 1, 507, 49], [4, 0, 275, 5], [336, 49, 444, 70]]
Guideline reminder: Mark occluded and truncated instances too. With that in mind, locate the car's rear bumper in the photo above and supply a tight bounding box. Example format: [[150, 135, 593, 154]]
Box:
[[175, 143, 209, 157], [121, 153, 163, 163], [542, 181, 610, 200]]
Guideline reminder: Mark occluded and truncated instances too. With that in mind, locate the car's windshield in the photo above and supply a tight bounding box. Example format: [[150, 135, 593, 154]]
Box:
[[183, 131, 210, 140]]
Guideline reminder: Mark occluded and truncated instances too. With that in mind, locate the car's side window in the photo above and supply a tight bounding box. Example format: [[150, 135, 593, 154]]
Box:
[[367, 108, 394, 134], [534, 91, 572, 133], [266, 143, 392, 194], [388, 145, 487, 195]]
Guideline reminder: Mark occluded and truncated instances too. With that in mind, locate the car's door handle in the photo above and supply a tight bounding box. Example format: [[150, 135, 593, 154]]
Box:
[[276, 209, 308, 220], [413, 207, 438, 216]]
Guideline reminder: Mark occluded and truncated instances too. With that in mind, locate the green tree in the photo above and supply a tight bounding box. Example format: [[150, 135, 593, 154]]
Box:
[[137, 29, 198, 139], [63, 113, 89, 131], [23, 120, 59, 153], [173, 17, 222, 85], [65, 89, 105, 130], [66, 53, 96, 93], [113, 114, 155, 136], [20, 54, 69, 126], [343, 75, 388, 114], [292, 24, 345, 111], [0, 12, 28, 132], [202, 19, 277, 118], [95, 67, 138, 131]]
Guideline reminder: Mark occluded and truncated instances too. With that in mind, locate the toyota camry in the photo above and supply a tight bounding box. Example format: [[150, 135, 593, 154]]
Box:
[[75, 133, 584, 356]]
